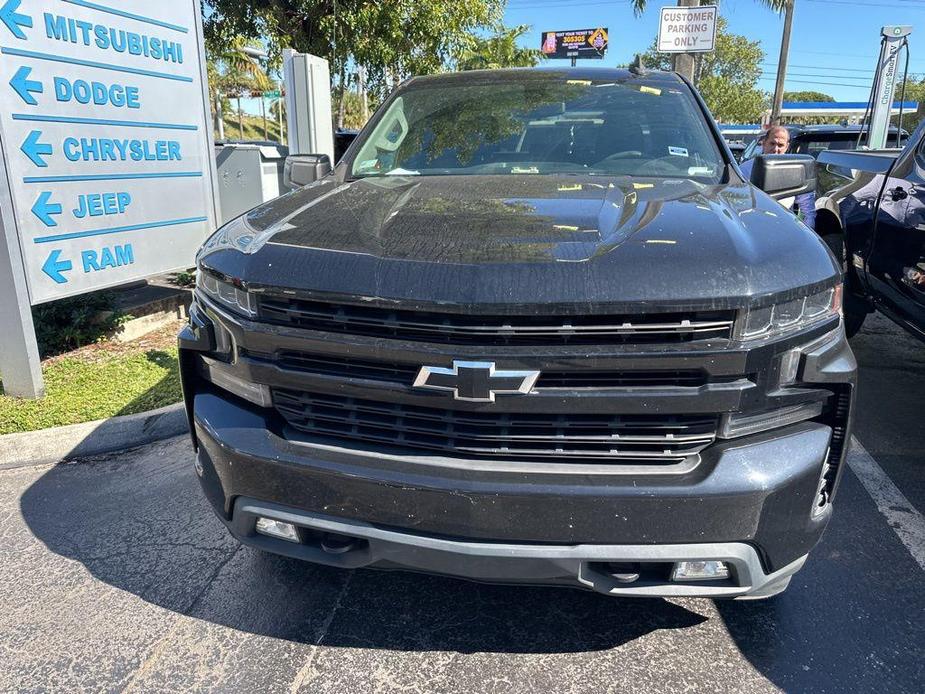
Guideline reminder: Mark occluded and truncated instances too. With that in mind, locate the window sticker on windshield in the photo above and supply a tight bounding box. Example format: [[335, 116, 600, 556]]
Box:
[[688, 166, 712, 175], [668, 146, 689, 157], [639, 86, 662, 96]]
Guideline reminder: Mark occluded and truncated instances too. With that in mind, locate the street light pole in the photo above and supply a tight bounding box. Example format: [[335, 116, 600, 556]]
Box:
[[672, 0, 700, 82], [770, 0, 795, 125]]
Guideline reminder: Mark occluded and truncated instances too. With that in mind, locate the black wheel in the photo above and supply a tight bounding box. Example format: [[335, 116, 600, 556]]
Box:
[[820, 233, 845, 267], [818, 232, 868, 337], [844, 304, 867, 338]]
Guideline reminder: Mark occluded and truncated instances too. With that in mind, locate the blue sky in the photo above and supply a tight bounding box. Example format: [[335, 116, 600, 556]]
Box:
[[230, 0, 923, 121], [503, 0, 925, 102]]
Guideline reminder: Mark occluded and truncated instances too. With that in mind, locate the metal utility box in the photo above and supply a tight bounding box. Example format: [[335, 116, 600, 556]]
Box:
[[283, 50, 335, 162], [214, 143, 289, 224]]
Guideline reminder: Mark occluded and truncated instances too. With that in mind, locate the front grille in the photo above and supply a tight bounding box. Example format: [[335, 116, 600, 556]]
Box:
[[242, 349, 711, 389], [273, 389, 718, 463], [257, 296, 735, 346]]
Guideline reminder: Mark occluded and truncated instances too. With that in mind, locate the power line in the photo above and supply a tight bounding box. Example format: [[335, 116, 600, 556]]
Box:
[[507, 0, 630, 7], [804, 0, 925, 8], [759, 68, 874, 79], [757, 76, 873, 89], [762, 63, 876, 74]]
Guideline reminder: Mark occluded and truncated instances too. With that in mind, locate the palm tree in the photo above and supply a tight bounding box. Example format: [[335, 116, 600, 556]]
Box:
[[207, 38, 272, 140], [456, 25, 542, 72], [633, 0, 791, 115]]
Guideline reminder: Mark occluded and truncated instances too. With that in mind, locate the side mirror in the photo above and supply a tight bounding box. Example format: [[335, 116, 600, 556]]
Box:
[[749, 154, 815, 200], [283, 154, 332, 189]]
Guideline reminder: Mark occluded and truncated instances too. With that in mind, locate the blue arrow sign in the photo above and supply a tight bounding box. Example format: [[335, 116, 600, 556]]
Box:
[[0, 0, 31, 40], [42, 249, 72, 284], [9, 65, 41, 104], [21, 130, 51, 167], [31, 191, 62, 227]]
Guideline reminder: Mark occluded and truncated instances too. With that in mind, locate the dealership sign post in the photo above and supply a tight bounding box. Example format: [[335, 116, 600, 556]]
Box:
[[657, 4, 718, 53], [0, 0, 218, 398]]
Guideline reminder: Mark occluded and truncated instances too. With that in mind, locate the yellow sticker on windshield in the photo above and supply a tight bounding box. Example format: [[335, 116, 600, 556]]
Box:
[[558, 184, 582, 192], [639, 86, 662, 96], [567, 80, 592, 86], [633, 183, 654, 190]]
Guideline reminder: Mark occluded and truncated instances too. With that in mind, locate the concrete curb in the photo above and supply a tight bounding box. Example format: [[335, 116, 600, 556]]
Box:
[[0, 403, 188, 470]]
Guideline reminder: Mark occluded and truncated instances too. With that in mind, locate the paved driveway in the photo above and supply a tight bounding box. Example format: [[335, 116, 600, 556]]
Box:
[[1, 314, 923, 693]]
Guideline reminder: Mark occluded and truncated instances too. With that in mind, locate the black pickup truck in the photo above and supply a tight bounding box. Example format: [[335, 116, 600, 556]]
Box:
[[816, 122, 925, 339], [180, 68, 855, 599]]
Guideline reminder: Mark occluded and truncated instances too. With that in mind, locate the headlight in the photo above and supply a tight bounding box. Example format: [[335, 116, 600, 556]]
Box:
[[737, 285, 841, 341], [197, 270, 257, 318]]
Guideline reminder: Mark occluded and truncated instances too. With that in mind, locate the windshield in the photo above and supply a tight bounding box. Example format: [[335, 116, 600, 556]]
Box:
[[350, 75, 725, 182]]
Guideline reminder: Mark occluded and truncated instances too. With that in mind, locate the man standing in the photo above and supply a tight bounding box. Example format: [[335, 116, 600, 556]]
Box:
[[740, 125, 816, 231]]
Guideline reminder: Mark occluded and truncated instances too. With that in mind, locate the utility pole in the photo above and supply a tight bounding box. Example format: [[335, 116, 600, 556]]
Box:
[[260, 95, 268, 140], [770, 0, 795, 125], [278, 80, 285, 145], [358, 66, 368, 123], [215, 93, 224, 141], [672, 0, 700, 82]]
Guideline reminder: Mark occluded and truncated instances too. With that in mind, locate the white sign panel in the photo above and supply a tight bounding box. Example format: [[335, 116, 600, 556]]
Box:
[[0, 0, 217, 304], [657, 5, 718, 54]]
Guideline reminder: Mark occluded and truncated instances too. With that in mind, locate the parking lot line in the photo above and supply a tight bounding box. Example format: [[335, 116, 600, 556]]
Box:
[[848, 438, 925, 572]]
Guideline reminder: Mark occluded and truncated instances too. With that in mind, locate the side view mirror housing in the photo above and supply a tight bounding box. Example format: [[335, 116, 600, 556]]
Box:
[[284, 153, 332, 189], [749, 154, 816, 200]]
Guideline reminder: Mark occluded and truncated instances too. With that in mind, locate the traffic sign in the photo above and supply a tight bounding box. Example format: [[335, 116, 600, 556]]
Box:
[[0, 0, 219, 397], [657, 4, 718, 54], [263, 89, 280, 99]]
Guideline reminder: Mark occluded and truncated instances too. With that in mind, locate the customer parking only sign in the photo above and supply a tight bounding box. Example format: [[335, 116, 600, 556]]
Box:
[[0, 0, 218, 304]]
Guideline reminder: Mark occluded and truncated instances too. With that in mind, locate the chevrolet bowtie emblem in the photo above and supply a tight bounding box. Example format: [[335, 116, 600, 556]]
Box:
[[413, 361, 541, 402]]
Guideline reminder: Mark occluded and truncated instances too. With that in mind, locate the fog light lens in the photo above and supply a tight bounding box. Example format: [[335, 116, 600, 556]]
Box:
[[256, 517, 300, 543], [671, 560, 730, 581]]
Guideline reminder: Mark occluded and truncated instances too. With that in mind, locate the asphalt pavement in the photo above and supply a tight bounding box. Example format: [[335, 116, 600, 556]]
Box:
[[1, 312, 923, 694]]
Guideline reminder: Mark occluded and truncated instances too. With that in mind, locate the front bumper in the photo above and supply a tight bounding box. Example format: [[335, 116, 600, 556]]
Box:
[[181, 297, 856, 599], [228, 495, 807, 599], [193, 386, 838, 598]]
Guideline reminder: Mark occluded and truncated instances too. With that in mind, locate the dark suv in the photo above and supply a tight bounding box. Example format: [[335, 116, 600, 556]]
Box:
[[180, 68, 855, 599]]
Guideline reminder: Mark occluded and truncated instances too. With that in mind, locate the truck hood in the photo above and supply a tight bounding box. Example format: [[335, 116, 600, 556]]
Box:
[[201, 174, 839, 310]]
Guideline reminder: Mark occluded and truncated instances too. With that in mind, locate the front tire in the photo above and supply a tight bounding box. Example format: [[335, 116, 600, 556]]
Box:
[[819, 232, 868, 337], [844, 302, 868, 338]]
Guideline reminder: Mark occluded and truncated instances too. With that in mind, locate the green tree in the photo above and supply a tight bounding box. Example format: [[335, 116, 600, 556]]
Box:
[[455, 25, 542, 71], [783, 90, 835, 102], [203, 1, 504, 100], [891, 75, 925, 134], [641, 17, 766, 122]]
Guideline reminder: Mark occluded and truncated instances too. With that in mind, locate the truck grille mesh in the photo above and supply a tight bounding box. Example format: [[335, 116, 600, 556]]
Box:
[[272, 389, 718, 463], [257, 297, 735, 346], [241, 349, 711, 389]]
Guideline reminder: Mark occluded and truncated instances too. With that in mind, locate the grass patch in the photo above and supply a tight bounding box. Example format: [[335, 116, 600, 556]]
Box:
[[217, 112, 283, 143], [0, 325, 183, 435]]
